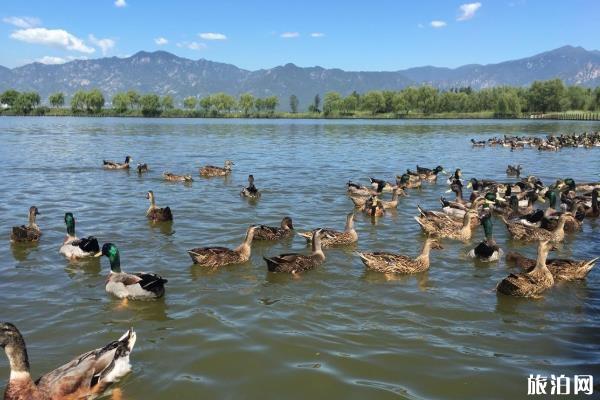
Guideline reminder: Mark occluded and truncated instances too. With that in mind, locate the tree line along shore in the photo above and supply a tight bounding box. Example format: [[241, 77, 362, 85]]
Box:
[[1, 78, 599, 119]]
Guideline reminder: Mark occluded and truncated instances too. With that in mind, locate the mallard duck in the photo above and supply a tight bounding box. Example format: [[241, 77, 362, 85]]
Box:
[[540, 209, 584, 233], [137, 163, 149, 174], [471, 138, 486, 147], [163, 172, 193, 183], [347, 181, 379, 196], [496, 240, 555, 298], [1, 322, 136, 400], [59, 213, 100, 259], [396, 173, 421, 189], [446, 168, 463, 186], [10, 206, 41, 243], [103, 155, 131, 169], [298, 213, 358, 247], [253, 217, 294, 241], [241, 175, 261, 198], [96, 243, 167, 299], [468, 207, 502, 262], [506, 164, 522, 177], [369, 177, 394, 193], [501, 213, 570, 243], [407, 165, 446, 182], [506, 251, 598, 281], [264, 229, 325, 274], [146, 191, 173, 222], [361, 195, 385, 216], [414, 206, 479, 242], [199, 160, 234, 177], [188, 226, 256, 268], [357, 237, 443, 274], [380, 188, 403, 209]]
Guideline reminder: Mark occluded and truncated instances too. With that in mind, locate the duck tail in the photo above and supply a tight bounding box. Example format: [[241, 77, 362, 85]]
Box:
[[417, 204, 427, 217], [583, 257, 599, 272], [413, 216, 425, 227], [163, 206, 173, 221], [297, 232, 312, 241]]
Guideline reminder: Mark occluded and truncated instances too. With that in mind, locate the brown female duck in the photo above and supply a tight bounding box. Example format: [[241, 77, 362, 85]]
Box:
[[357, 237, 443, 274], [240, 175, 261, 198], [146, 191, 173, 222], [10, 206, 41, 243], [414, 207, 479, 242], [496, 240, 555, 298], [502, 213, 570, 243], [361, 195, 385, 216], [253, 217, 294, 241], [163, 172, 193, 183], [199, 160, 234, 177], [1, 322, 136, 400], [264, 229, 325, 274], [187, 226, 256, 268], [506, 251, 598, 281], [298, 213, 358, 247]]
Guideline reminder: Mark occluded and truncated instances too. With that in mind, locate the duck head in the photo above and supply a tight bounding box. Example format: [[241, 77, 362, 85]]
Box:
[[64, 212, 76, 236], [281, 217, 294, 230], [95, 243, 121, 273], [124, 156, 132, 164], [224, 160, 234, 170]]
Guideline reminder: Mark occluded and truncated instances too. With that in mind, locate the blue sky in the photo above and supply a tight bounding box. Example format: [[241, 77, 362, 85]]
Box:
[[0, 0, 598, 70]]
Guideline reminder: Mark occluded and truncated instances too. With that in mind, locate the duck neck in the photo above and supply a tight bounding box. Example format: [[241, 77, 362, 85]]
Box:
[[27, 211, 37, 229], [455, 187, 463, 202], [593, 191, 599, 212], [312, 233, 325, 259], [344, 215, 355, 233], [3, 332, 32, 381], [554, 217, 567, 233], [534, 246, 550, 272], [236, 229, 254, 255], [109, 252, 121, 273], [147, 194, 157, 213], [391, 190, 399, 202], [416, 240, 432, 265]]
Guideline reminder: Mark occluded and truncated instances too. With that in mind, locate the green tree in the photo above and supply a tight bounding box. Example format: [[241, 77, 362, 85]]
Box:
[[340, 94, 358, 114], [323, 92, 342, 116], [528, 79, 566, 112], [85, 89, 104, 113], [254, 98, 265, 113], [199, 95, 214, 115], [13, 92, 40, 114], [239, 93, 255, 116], [308, 94, 321, 113], [139, 94, 161, 116], [289, 94, 299, 113], [183, 96, 197, 110], [71, 90, 86, 112], [112, 92, 129, 113], [565, 86, 589, 110], [592, 87, 600, 111], [48, 92, 65, 108], [392, 92, 409, 114], [212, 92, 236, 115], [1, 89, 20, 107], [495, 91, 521, 117], [127, 90, 140, 109], [161, 95, 174, 111], [263, 96, 279, 114], [361, 91, 385, 115]]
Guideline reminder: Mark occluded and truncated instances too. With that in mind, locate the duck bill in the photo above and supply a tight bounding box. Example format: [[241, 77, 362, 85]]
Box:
[[467, 182, 473, 189], [94, 251, 103, 258]]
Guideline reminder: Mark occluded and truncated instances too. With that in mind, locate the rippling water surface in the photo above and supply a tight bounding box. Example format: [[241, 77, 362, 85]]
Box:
[[1, 117, 599, 399]]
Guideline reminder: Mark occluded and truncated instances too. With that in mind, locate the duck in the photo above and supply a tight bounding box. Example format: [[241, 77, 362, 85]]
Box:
[[506, 250, 598, 281], [103, 155, 131, 169], [298, 213, 358, 247], [10, 206, 41, 243], [380, 188, 403, 209], [414, 206, 479, 242], [146, 191, 173, 222], [468, 206, 502, 262], [59, 213, 100, 260], [357, 237, 444, 274], [396, 173, 422, 189], [506, 164, 522, 177], [240, 175, 261, 198], [471, 138, 486, 147], [96, 243, 168, 299], [407, 165, 446, 182], [137, 163, 149, 174], [584, 189, 599, 218], [1, 322, 136, 400], [163, 172, 193, 183], [264, 229, 325, 274], [187, 225, 257, 268], [347, 181, 379, 196], [501, 213, 570, 243], [446, 168, 463, 186], [496, 240, 555, 298], [369, 177, 395, 193], [199, 160, 234, 177], [361, 195, 385, 216], [253, 217, 294, 241]]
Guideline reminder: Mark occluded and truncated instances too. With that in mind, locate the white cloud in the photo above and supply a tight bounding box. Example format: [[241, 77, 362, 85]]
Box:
[[457, 2, 482, 21], [36, 55, 87, 64], [430, 20, 447, 28], [114, 0, 127, 7], [176, 41, 206, 50], [10, 28, 95, 53], [154, 37, 168, 45], [280, 32, 299, 38], [88, 34, 115, 55], [199, 32, 226, 40], [2, 16, 41, 29], [310, 32, 325, 38]]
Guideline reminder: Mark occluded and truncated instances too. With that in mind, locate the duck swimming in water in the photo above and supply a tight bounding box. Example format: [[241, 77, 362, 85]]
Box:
[[264, 229, 326, 274], [199, 160, 234, 177], [298, 213, 358, 247], [253, 217, 294, 241], [59, 212, 100, 260], [0, 322, 136, 400], [468, 203, 502, 262], [146, 191, 173, 222], [240, 175, 261, 198], [187, 226, 257, 268], [163, 172, 193, 183], [10, 206, 41, 243], [357, 237, 444, 274], [103, 156, 131, 169]]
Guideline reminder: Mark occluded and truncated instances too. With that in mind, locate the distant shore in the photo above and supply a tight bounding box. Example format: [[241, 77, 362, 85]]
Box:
[[2, 109, 599, 121]]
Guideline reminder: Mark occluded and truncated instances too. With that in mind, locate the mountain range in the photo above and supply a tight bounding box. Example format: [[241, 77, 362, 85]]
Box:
[[1, 45, 599, 110]]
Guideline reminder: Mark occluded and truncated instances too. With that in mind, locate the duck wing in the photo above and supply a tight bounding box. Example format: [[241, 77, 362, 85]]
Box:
[[71, 236, 100, 253], [132, 272, 168, 295], [11, 225, 41, 241]]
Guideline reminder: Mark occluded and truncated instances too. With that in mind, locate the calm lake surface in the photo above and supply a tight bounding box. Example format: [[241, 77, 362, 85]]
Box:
[[1, 117, 599, 399]]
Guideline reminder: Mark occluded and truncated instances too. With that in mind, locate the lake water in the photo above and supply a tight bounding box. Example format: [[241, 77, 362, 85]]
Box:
[[1, 117, 599, 399]]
